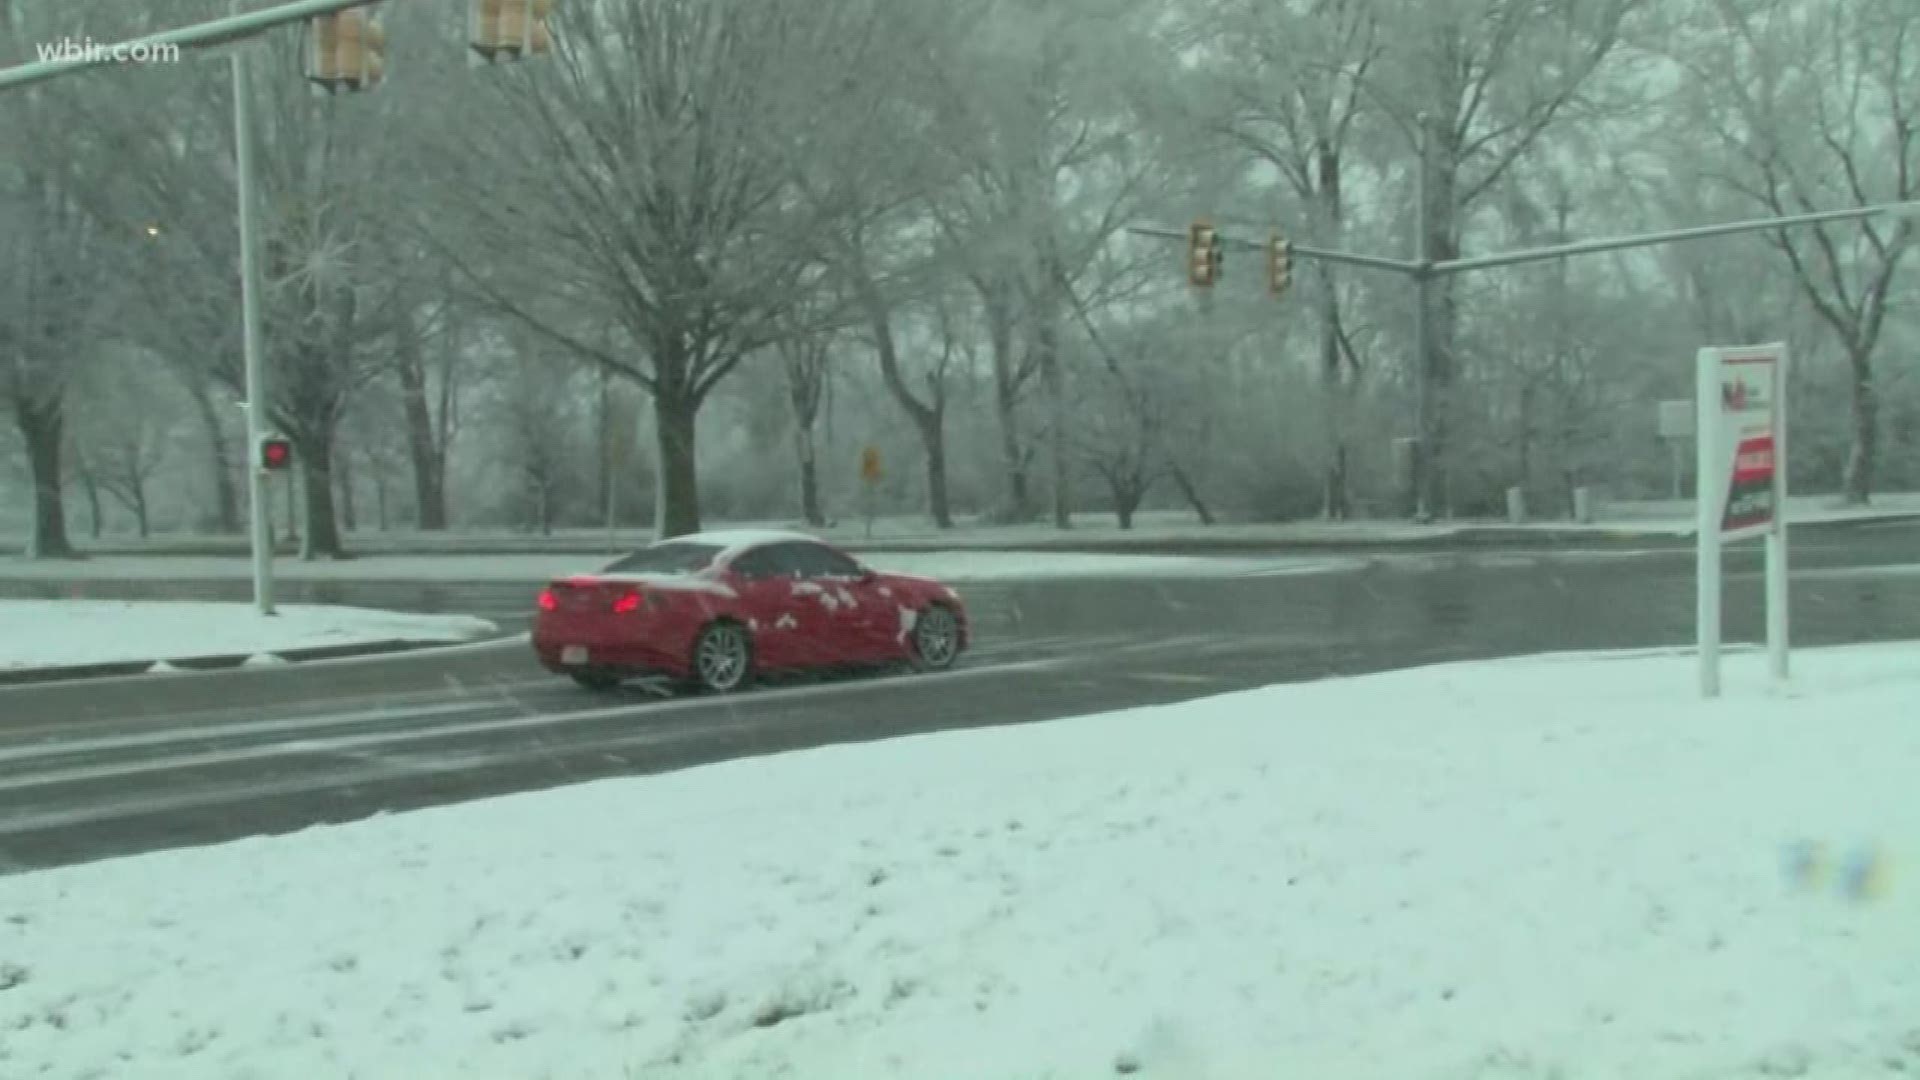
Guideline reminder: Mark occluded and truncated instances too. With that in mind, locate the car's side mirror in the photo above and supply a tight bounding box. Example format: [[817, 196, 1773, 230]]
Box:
[[857, 567, 877, 583]]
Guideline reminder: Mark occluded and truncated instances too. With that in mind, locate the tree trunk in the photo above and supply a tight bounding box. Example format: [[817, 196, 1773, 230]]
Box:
[[982, 282, 1033, 523], [296, 430, 344, 559], [652, 392, 702, 539], [397, 334, 448, 531], [1517, 380, 1535, 499], [1169, 461, 1216, 526], [1416, 113, 1462, 522], [794, 422, 825, 528], [133, 482, 150, 540], [1035, 320, 1071, 530], [1842, 351, 1877, 505], [994, 390, 1033, 523], [72, 449, 103, 540], [596, 366, 614, 529], [1114, 485, 1138, 530], [1313, 138, 1352, 522], [14, 396, 77, 558], [862, 281, 952, 529], [336, 447, 358, 534], [83, 470, 103, 539], [783, 349, 828, 528], [375, 473, 390, 531], [914, 407, 954, 530], [187, 384, 240, 534]]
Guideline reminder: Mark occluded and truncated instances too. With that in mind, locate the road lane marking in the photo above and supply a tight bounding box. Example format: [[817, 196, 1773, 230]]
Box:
[[0, 656, 1087, 837], [0, 656, 1071, 797], [1124, 671, 1225, 685], [0, 635, 1138, 767]]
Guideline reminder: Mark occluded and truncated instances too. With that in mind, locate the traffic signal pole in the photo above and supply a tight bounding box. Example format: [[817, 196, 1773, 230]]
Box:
[[0, 0, 379, 91], [1134, 188, 1920, 522], [232, 15, 276, 615]]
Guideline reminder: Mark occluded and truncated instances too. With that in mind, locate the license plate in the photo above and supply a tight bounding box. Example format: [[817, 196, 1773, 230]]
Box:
[[561, 646, 589, 666]]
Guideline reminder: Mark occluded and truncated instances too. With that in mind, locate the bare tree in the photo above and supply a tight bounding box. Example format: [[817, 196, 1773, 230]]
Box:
[[426, 0, 900, 538], [778, 332, 834, 528], [0, 20, 110, 558], [924, 0, 1170, 529], [1364, 0, 1640, 518], [1673, 0, 1918, 503], [72, 354, 179, 539], [1181, 0, 1380, 518]]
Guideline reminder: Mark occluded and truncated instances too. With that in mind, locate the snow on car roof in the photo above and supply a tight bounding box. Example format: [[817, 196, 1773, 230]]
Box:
[[659, 529, 825, 558]]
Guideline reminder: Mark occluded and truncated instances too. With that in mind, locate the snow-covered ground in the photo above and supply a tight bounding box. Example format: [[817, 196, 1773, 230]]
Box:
[[5, 643, 1919, 1078], [0, 550, 1363, 584], [0, 600, 498, 672]]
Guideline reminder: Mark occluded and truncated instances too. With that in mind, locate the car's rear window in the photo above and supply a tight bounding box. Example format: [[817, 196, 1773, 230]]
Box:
[[601, 543, 722, 574]]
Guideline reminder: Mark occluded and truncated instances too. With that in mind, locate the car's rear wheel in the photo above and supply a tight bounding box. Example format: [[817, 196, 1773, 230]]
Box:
[[909, 604, 961, 671], [571, 671, 622, 692], [692, 621, 752, 693]]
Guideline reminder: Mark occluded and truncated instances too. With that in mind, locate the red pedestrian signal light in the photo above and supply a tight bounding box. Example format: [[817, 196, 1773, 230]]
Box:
[[1187, 219, 1223, 289], [260, 436, 294, 473], [307, 6, 387, 93]]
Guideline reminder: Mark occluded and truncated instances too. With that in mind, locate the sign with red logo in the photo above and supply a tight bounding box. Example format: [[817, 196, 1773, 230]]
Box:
[[1708, 349, 1781, 542]]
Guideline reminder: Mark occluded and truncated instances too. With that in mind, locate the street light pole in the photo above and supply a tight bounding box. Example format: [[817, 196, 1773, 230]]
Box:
[[232, 36, 275, 615]]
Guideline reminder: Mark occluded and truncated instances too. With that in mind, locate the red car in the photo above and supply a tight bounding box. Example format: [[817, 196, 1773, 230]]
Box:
[[532, 530, 969, 692]]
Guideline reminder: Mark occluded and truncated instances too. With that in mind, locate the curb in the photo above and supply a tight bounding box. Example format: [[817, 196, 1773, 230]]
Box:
[[0, 636, 498, 689]]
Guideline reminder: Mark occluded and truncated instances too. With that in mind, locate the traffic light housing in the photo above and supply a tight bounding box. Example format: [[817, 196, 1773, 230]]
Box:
[[259, 435, 294, 473], [307, 5, 387, 93], [1187, 219, 1224, 289], [1267, 232, 1293, 297], [471, 0, 555, 63]]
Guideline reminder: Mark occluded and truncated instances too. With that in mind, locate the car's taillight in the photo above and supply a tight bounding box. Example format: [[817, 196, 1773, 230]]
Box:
[[612, 589, 643, 614], [537, 589, 558, 613]]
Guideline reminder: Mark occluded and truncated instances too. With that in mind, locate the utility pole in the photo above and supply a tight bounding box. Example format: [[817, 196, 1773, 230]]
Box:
[[231, 0, 276, 613], [1410, 113, 1434, 522]]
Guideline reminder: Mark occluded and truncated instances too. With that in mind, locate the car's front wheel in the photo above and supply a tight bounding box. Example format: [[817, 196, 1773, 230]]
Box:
[[692, 621, 753, 693], [909, 604, 961, 671]]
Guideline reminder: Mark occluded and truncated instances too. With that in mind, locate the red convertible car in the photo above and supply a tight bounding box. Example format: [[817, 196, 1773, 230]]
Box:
[[532, 530, 969, 692]]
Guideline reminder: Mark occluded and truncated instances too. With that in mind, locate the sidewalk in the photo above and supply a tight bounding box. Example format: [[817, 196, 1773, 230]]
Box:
[[0, 600, 499, 685]]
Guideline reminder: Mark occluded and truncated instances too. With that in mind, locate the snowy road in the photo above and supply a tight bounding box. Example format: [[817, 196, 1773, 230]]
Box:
[[5, 527, 1920, 872]]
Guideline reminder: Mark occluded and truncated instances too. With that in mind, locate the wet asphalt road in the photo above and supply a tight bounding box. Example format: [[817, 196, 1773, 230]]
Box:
[[2, 522, 1917, 874]]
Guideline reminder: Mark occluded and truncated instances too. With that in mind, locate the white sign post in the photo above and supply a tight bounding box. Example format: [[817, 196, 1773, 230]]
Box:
[[1657, 399, 1694, 499], [1695, 344, 1790, 698]]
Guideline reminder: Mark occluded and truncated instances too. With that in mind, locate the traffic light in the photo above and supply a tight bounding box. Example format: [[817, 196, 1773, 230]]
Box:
[[1187, 219, 1223, 289], [1266, 232, 1293, 297], [471, 0, 555, 63], [307, 5, 387, 93], [259, 435, 294, 473]]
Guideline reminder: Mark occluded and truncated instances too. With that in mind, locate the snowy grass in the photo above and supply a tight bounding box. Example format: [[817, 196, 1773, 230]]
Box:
[[4, 643, 1919, 1078], [0, 600, 499, 671], [0, 550, 1363, 585]]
